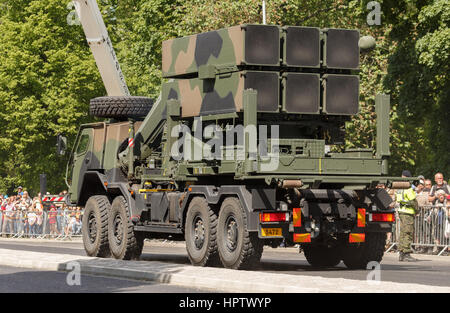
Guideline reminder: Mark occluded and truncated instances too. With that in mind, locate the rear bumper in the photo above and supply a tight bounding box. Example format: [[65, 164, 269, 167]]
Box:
[[257, 211, 394, 241]]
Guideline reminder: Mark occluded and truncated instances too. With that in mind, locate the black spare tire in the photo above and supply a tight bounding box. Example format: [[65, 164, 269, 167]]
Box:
[[89, 96, 153, 119]]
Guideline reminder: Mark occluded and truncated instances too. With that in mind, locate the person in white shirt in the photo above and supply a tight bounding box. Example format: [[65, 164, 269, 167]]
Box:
[[27, 209, 37, 238]]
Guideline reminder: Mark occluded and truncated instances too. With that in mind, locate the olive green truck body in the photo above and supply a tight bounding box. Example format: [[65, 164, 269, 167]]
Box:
[[66, 25, 407, 269]]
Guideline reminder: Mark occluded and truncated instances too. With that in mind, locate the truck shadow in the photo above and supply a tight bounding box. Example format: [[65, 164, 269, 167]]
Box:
[[139, 252, 437, 274], [140, 253, 191, 264], [140, 252, 348, 272]]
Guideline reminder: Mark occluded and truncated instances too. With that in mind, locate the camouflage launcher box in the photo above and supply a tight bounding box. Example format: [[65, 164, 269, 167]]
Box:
[[162, 24, 280, 78], [162, 24, 360, 117], [161, 72, 359, 117], [162, 24, 360, 78]]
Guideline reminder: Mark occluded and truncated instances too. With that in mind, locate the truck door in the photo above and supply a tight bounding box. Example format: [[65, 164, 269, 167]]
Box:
[[68, 127, 94, 203]]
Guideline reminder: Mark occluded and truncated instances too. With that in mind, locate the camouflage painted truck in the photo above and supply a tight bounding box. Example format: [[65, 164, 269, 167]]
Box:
[[66, 25, 410, 269]]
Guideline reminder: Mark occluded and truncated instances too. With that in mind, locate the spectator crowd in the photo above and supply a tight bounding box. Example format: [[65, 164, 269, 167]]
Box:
[[387, 172, 450, 256], [0, 187, 83, 238]]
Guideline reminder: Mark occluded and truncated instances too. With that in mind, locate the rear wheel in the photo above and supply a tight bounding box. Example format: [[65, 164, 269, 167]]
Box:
[[217, 197, 263, 270], [302, 245, 342, 268], [108, 196, 142, 260], [82, 195, 110, 258], [342, 233, 386, 269], [185, 197, 220, 267]]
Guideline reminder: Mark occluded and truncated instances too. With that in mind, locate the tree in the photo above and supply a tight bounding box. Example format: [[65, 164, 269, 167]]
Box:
[[0, 0, 104, 195], [382, 0, 450, 177]]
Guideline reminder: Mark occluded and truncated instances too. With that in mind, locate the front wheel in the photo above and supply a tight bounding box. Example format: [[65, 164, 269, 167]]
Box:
[[82, 195, 111, 258], [217, 197, 263, 270]]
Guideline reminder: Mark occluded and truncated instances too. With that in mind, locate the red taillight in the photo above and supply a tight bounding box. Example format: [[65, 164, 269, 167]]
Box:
[[371, 213, 395, 222], [259, 212, 289, 223]]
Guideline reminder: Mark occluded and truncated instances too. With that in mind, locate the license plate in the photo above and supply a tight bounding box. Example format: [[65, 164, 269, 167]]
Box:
[[261, 228, 282, 237]]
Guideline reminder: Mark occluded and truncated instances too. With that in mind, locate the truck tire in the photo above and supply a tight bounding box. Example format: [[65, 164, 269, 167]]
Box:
[[89, 96, 153, 119], [108, 196, 142, 260], [185, 197, 220, 267], [302, 245, 342, 268], [134, 232, 145, 258], [82, 195, 111, 258], [217, 197, 263, 270], [342, 232, 386, 269]]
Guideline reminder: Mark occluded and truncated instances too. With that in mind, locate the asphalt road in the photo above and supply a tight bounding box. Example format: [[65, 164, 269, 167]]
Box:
[[0, 239, 449, 288]]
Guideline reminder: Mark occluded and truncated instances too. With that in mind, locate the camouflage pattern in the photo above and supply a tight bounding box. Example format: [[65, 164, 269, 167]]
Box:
[[398, 213, 415, 254], [161, 71, 358, 118], [162, 70, 280, 117], [68, 127, 93, 203], [162, 25, 360, 117], [68, 121, 139, 202], [163, 25, 360, 78], [102, 122, 131, 170], [162, 24, 280, 78]]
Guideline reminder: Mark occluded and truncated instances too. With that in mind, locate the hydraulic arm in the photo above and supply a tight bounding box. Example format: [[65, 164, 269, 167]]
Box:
[[73, 0, 129, 96]]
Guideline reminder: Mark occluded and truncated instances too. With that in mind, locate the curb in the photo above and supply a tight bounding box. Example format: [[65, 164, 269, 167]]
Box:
[[0, 248, 449, 293]]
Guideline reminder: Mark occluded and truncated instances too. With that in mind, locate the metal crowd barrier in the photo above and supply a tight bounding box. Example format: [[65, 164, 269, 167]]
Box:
[[0, 209, 83, 240], [386, 205, 450, 256]]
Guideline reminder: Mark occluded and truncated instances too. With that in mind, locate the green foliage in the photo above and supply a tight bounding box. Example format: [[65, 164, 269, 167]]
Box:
[[382, 0, 450, 177], [0, 0, 104, 195]]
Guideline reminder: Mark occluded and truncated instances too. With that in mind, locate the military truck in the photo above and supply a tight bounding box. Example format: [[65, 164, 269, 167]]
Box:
[[66, 18, 411, 269]]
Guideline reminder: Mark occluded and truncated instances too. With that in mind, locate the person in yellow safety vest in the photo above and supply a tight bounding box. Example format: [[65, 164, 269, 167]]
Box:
[[396, 170, 419, 262]]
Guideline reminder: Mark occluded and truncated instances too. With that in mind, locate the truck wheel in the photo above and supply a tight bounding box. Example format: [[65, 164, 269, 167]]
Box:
[[108, 196, 142, 260], [342, 233, 386, 269], [217, 197, 263, 270], [302, 245, 342, 268], [134, 232, 145, 259], [185, 197, 220, 267], [90, 96, 153, 120], [82, 195, 111, 258]]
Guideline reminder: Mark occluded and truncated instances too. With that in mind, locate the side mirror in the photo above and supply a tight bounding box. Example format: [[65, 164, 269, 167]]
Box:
[[56, 134, 67, 156]]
